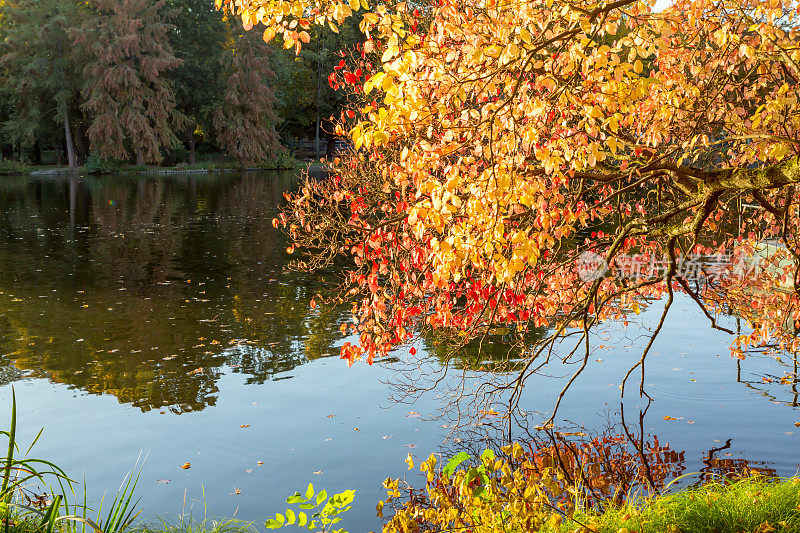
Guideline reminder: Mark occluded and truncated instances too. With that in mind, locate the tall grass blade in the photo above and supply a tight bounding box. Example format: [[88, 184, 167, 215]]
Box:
[[2, 388, 17, 501], [99, 458, 143, 533]]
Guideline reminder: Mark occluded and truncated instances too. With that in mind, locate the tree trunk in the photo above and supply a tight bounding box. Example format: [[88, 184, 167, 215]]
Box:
[[136, 149, 145, 166], [33, 141, 42, 165], [75, 118, 89, 163], [63, 111, 77, 168], [325, 129, 336, 158], [188, 135, 196, 165]]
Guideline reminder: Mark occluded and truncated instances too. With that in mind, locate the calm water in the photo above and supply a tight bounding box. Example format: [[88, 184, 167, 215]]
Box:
[[0, 172, 798, 531]]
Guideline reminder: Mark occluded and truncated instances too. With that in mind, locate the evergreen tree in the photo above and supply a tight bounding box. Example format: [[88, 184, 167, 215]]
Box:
[[80, 0, 185, 165], [0, 0, 83, 167], [166, 0, 227, 163], [213, 26, 284, 165]]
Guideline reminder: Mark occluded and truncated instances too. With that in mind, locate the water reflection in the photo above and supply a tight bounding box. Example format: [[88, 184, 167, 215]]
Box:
[[0, 172, 345, 413]]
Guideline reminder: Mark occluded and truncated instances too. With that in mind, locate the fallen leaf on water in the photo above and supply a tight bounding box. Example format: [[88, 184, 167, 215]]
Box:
[[257, 461, 264, 465], [230, 488, 242, 495], [156, 479, 170, 484], [244, 469, 253, 474], [662, 416, 678, 421], [240, 424, 251, 428], [404, 444, 417, 448], [180, 462, 191, 469], [354, 427, 360, 431], [687, 420, 695, 424], [382, 435, 393, 439], [327, 413, 335, 418], [189, 368, 203, 374], [406, 411, 421, 418], [312, 471, 323, 475], [794, 422, 799, 427]]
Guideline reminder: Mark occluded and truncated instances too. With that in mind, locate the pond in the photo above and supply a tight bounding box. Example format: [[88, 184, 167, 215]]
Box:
[[0, 171, 798, 531]]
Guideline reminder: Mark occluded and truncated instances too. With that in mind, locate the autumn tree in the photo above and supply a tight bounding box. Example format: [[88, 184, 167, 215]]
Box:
[[80, 0, 185, 165], [213, 25, 286, 165], [223, 0, 800, 421], [0, 0, 83, 167]]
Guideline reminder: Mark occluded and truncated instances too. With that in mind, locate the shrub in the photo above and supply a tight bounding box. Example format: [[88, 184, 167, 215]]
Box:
[[84, 154, 120, 174], [0, 160, 31, 175]]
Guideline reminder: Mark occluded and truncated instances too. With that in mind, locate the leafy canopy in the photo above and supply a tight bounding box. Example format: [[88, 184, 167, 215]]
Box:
[[222, 0, 800, 414]]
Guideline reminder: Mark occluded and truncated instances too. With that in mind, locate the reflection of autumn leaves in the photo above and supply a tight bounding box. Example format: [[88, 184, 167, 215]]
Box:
[[519, 432, 686, 507]]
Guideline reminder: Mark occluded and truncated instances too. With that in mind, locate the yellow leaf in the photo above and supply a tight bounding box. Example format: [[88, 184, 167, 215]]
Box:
[[405, 453, 414, 469]]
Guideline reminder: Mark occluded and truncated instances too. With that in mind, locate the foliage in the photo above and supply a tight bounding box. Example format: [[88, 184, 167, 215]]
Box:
[[79, 0, 186, 165], [0, 0, 83, 165], [213, 27, 287, 165], [0, 160, 31, 175], [84, 154, 120, 174], [165, 0, 228, 155], [237, 0, 800, 418], [380, 445, 568, 532], [264, 484, 354, 533], [380, 445, 800, 533]]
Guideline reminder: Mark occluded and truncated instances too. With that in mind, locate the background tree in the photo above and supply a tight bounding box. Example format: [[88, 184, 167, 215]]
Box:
[[0, 0, 83, 167], [268, 17, 363, 156], [213, 25, 285, 165], [166, 0, 227, 163], [80, 0, 185, 165]]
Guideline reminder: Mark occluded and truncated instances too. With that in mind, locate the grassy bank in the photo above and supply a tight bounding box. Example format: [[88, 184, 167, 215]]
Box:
[[555, 476, 800, 533], [1, 155, 308, 176]]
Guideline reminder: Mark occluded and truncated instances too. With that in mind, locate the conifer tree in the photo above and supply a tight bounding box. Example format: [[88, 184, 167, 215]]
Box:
[[0, 0, 82, 167], [80, 0, 185, 165], [213, 26, 284, 165]]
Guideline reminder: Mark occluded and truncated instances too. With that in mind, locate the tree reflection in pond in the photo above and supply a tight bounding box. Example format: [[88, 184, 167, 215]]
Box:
[[0, 172, 346, 413]]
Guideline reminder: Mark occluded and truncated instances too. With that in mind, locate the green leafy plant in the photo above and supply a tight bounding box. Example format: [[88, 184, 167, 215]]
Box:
[[264, 484, 354, 533], [84, 154, 119, 174]]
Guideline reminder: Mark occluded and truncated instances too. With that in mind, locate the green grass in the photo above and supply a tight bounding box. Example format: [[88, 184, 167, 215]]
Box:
[[131, 516, 258, 533], [553, 476, 800, 533]]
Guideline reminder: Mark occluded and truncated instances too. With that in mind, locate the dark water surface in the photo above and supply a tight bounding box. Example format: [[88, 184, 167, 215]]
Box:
[[0, 172, 798, 531]]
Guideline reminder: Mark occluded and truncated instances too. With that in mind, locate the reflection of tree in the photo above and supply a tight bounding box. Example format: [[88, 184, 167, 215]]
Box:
[[698, 438, 777, 483], [0, 172, 348, 412], [421, 325, 548, 372], [431, 409, 777, 514]]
